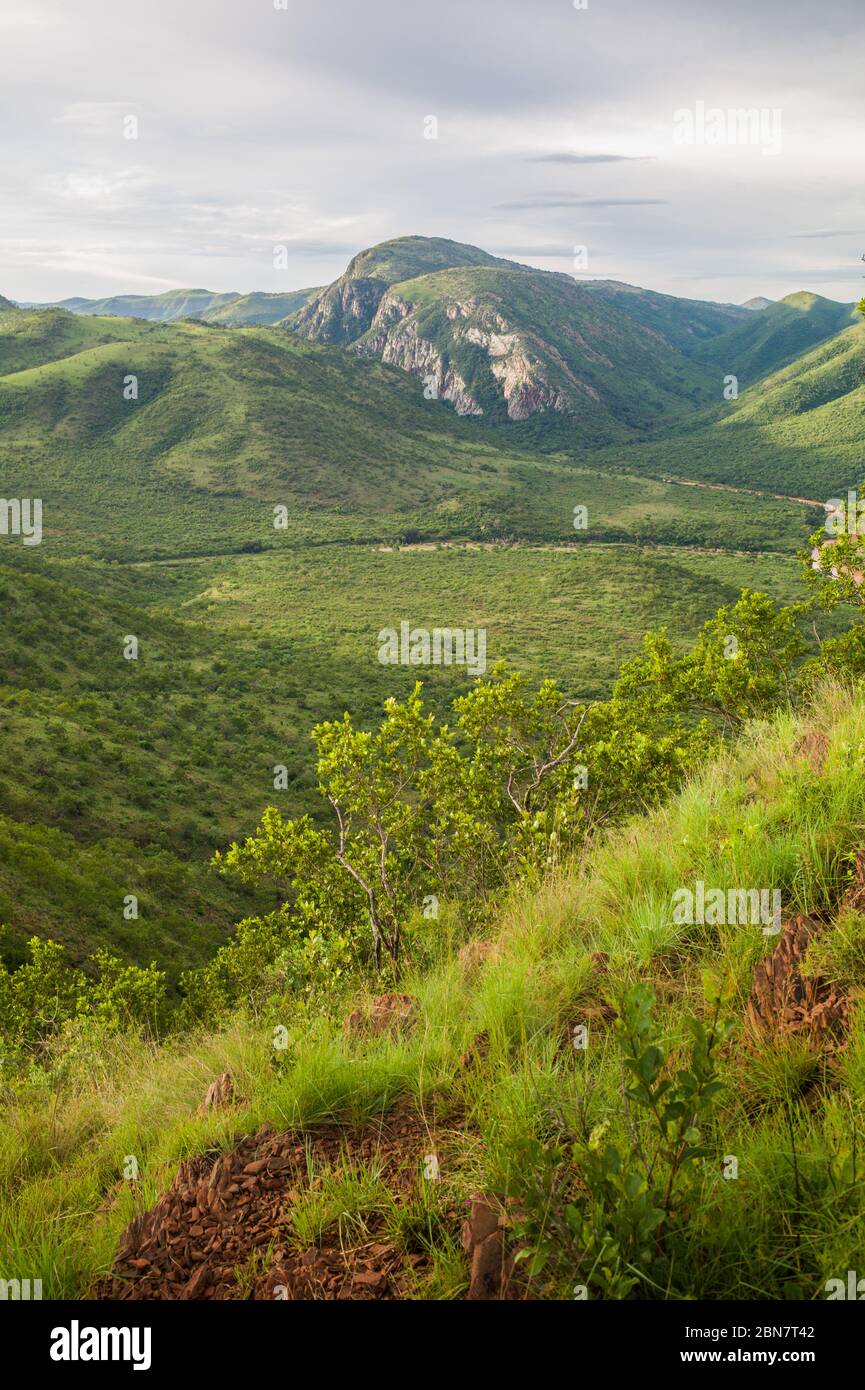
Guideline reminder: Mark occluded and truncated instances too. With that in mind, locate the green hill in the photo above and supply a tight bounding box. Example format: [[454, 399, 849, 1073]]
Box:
[[49, 288, 241, 322], [591, 313, 865, 498], [0, 561, 309, 976], [199, 288, 320, 325], [693, 291, 859, 385]]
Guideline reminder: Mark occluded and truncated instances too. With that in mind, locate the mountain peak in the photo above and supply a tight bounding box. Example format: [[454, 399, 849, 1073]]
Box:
[[742, 295, 773, 311], [342, 235, 525, 282], [779, 290, 847, 312], [290, 236, 527, 345]]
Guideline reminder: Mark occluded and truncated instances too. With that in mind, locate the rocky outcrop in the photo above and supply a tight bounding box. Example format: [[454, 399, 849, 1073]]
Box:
[[744, 914, 851, 1048], [292, 276, 387, 345], [100, 1110, 441, 1301], [342, 992, 417, 1039], [356, 288, 585, 422], [357, 295, 483, 415]]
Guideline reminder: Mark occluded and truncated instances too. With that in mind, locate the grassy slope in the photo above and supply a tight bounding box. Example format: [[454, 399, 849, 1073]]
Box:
[[4, 683, 865, 1298], [588, 316, 865, 498], [580, 278, 749, 353], [694, 292, 859, 385]]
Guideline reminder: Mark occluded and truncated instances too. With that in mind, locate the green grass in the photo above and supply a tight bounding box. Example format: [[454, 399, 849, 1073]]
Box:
[[3, 682, 865, 1298]]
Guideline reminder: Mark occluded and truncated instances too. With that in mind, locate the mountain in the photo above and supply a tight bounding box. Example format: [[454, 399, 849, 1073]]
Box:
[[27, 286, 320, 327], [289, 236, 752, 447], [0, 294, 16, 312], [742, 295, 774, 311], [289, 235, 526, 344], [693, 290, 859, 384]]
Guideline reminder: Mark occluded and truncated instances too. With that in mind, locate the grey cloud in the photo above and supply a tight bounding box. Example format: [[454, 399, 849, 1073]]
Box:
[[525, 154, 654, 164], [789, 229, 859, 239], [0, 0, 863, 304], [497, 197, 667, 211]]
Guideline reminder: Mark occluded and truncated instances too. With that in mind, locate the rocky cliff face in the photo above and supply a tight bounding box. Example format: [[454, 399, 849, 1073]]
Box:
[[356, 293, 483, 415], [292, 276, 387, 345], [355, 286, 600, 422]]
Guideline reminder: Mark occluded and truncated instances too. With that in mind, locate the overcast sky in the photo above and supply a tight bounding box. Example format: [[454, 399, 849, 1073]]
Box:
[[1, 0, 862, 305]]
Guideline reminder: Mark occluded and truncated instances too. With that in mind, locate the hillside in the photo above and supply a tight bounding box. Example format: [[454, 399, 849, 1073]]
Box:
[[200, 289, 320, 325], [582, 279, 749, 353], [0, 561, 307, 976], [4, 674, 865, 1300], [693, 291, 859, 384], [591, 313, 865, 498], [0, 298, 815, 559]]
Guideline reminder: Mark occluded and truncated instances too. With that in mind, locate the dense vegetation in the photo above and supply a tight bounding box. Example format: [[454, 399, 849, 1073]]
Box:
[[1, 249, 862, 1301], [3, 552, 865, 1299]]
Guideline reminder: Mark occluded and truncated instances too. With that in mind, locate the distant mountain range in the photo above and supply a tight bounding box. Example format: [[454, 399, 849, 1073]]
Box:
[[18, 285, 320, 326]]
